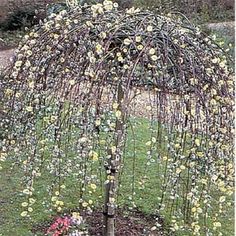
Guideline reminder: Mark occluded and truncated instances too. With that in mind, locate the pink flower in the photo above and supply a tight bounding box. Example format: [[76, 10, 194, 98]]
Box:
[[47, 216, 72, 236]]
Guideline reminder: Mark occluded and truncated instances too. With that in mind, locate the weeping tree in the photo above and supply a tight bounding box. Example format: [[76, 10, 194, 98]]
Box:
[[0, 1, 234, 235]]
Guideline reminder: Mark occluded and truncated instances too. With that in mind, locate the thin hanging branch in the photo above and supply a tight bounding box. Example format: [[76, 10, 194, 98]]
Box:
[[0, 1, 234, 236]]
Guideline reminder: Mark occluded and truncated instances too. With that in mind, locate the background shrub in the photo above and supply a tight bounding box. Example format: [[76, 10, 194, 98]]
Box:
[[0, 0, 62, 30], [134, 0, 234, 23]]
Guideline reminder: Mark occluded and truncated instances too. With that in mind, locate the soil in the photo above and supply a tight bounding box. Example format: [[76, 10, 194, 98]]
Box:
[[32, 209, 166, 236], [85, 210, 165, 236]]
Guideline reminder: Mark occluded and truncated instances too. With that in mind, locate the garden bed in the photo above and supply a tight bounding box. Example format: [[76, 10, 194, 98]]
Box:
[[32, 209, 165, 236]]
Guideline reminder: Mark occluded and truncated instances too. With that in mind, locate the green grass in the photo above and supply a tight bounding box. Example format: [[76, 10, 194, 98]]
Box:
[[0, 117, 234, 236]]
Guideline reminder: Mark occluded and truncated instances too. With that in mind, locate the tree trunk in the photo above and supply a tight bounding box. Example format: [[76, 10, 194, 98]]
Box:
[[103, 83, 125, 236]]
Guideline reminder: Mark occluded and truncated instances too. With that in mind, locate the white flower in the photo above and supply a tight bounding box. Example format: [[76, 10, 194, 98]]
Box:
[[176, 168, 181, 174], [103, 0, 113, 10], [180, 165, 186, 170], [15, 61, 23, 67], [151, 55, 158, 61], [151, 226, 157, 231], [96, 43, 103, 55], [69, 80, 76, 85], [135, 36, 142, 42], [28, 207, 33, 212], [147, 25, 153, 32], [91, 3, 104, 15], [195, 139, 200, 146], [137, 44, 143, 50], [99, 31, 107, 39], [22, 189, 31, 195], [126, 7, 140, 14], [219, 196, 226, 203], [111, 146, 116, 154], [21, 211, 28, 217], [21, 202, 28, 207], [29, 198, 36, 204], [124, 38, 131, 46], [115, 110, 122, 118], [79, 137, 87, 143], [213, 222, 221, 228], [149, 48, 156, 55], [26, 106, 33, 112], [113, 102, 119, 110]]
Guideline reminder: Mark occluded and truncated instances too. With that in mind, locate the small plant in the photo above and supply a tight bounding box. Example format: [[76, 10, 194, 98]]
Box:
[[47, 216, 71, 236], [47, 213, 87, 236]]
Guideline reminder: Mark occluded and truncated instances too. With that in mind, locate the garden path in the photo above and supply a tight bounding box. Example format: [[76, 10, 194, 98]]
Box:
[[0, 48, 14, 71]]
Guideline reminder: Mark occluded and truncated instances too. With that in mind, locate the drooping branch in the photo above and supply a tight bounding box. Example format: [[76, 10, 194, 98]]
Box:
[[0, 1, 234, 235]]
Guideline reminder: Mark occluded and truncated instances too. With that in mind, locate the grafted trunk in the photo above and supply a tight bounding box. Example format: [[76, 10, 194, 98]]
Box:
[[103, 83, 125, 236]]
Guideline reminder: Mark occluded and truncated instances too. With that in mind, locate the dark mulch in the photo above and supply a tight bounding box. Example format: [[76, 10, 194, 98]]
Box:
[[32, 208, 166, 236], [85, 209, 165, 236]]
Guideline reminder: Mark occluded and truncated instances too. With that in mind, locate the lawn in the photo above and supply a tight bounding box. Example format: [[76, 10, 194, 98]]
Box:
[[0, 117, 234, 236]]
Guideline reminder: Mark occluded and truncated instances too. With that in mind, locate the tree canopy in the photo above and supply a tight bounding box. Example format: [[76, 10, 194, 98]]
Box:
[[0, 1, 234, 235]]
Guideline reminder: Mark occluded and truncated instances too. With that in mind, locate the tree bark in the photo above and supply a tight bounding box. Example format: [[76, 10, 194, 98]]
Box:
[[103, 83, 125, 236]]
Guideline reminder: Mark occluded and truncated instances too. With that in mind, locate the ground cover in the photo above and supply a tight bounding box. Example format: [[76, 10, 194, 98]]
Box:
[[0, 118, 234, 235]]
